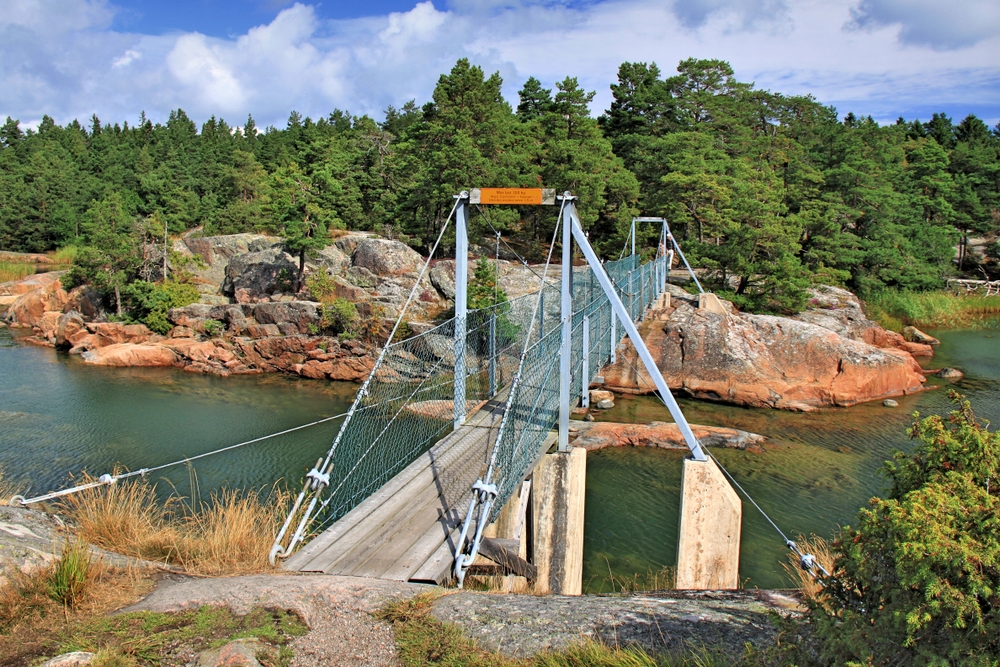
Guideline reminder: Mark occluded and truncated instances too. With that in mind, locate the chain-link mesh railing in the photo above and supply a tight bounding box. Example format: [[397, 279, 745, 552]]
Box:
[[481, 253, 667, 527], [273, 242, 667, 564]]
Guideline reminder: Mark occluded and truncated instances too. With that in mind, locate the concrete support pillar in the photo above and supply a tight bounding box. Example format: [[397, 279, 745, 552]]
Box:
[[698, 292, 726, 315], [675, 457, 742, 590], [532, 447, 587, 595]]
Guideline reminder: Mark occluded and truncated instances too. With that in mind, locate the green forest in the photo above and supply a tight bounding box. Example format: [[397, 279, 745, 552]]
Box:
[[2, 57, 999, 313]]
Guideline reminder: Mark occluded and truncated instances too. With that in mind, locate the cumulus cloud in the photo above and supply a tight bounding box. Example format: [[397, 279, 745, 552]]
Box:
[[849, 0, 1000, 49], [0, 0, 997, 129]]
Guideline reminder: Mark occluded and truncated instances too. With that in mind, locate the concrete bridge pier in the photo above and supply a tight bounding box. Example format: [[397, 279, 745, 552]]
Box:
[[675, 456, 742, 589]]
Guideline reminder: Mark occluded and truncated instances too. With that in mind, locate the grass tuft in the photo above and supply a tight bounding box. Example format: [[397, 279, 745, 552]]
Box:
[[0, 468, 25, 506], [48, 540, 92, 607], [59, 476, 290, 575], [865, 290, 1000, 331]]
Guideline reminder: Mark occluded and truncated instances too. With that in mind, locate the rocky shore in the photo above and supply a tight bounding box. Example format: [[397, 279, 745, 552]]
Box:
[[2, 233, 939, 410], [602, 284, 934, 411]]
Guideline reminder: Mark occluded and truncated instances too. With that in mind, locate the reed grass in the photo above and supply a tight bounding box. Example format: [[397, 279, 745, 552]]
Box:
[[60, 476, 290, 575], [0, 261, 35, 283], [48, 245, 78, 264], [865, 290, 1000, 331], [48, 540, 92, 607]]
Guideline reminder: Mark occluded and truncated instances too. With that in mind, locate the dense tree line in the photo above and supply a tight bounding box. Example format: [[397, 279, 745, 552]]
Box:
[[1, 58, 998, 312]]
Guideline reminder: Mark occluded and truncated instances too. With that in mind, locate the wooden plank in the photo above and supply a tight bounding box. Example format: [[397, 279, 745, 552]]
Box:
[[297, 431, 484, 573], [286, 402, 504, 571], [329, 422, 491, 576], [479, 537, 536, 581], [409, 526, 464, 584]]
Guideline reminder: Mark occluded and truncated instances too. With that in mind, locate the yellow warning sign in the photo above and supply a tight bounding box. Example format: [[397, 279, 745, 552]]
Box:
[[470, 188, 556, 205]]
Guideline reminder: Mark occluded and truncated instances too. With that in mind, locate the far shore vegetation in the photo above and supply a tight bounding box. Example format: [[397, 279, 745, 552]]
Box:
[[1, 57, 998, 319]]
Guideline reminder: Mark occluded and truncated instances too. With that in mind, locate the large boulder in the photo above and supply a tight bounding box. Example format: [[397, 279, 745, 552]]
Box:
[[251, 301, 320, 334], [3, 276, 69, 328], [571, 421, 766, 452], [352, 238, 422, 276], [222, 247, 298, 301], [54, 311, 86, 349], [62, 285, 104, 320], [81, 344, 178, 367], [602, 294, 927, 411], [173, 233, 277, 287]]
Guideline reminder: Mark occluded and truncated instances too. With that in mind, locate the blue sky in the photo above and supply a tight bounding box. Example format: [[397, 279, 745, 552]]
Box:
[[2, 0, 998, 130]]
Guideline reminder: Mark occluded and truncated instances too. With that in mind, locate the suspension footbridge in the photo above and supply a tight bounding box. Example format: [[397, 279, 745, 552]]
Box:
[[267, 190, 716, 587]]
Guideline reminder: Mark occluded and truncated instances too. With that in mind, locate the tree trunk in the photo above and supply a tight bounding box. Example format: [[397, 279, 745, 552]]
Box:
[[114, 285, 122, 316], [297, 250, 306, 293], [736, 275, 749, 295]]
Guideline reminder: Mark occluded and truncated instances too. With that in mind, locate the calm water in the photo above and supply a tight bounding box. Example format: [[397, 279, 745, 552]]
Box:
[[1, 325, 998, 591], [0, 327, 355, 498]]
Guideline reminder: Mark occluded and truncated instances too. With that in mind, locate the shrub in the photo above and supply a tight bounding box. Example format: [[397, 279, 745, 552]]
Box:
[[808, 392, 1000, 665], [321, 297, 358, 336], [142, 281, 201, 334], [203, 319, 224, 338], [306, 271, 337, 302]]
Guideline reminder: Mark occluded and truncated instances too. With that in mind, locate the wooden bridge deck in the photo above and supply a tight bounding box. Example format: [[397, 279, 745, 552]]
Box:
[[284, 395, 512, 584]]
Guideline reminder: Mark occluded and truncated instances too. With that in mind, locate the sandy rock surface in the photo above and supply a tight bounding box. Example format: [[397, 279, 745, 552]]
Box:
[[124, 573, 423, 667]]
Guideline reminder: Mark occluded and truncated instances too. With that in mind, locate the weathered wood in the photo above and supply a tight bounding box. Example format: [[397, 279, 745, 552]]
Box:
[[479, 537, 537, 581]]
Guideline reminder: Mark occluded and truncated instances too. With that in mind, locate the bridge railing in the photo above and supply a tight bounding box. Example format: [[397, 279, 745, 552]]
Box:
[[483, 253, 667, 527]]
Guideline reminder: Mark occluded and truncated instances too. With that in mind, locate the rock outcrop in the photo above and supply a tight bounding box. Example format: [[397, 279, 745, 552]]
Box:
[[570, 420, 766, 452], [602, 286, 927, 411]]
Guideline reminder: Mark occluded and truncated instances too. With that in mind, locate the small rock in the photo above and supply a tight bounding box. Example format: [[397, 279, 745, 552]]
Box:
[[196, 639, 264, 667], [883, 399, 899, 408], [938, 367, 964, 379], [903, 326, 940, 346], [583, 413, 594, 422], [595, 398, 615, 410], [39, 652, 94, 667], [589, 389, 614, 404]]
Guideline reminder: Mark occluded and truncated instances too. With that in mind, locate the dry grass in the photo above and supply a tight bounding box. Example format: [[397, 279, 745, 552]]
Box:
[[781, 535, 835, 600], [0, 555, 154, 637], [0, 468, 25, 506], [60, 476, 290, 575]]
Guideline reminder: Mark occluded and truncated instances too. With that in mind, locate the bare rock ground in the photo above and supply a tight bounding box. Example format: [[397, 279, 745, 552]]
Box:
[[431, 589, 801, 658]]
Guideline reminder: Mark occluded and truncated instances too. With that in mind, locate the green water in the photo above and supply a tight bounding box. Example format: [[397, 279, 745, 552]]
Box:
[[583, 327, 1000, 592], [0, 328, 356, 499], [2, 325, 998, 591]]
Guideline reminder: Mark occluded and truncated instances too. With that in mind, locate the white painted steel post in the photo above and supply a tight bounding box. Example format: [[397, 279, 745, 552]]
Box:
[[488, 313, 497, 395], [558, 195, 575, 452], [610, 306, 617, 363], [454, 193, 469, 428], [581, 315, 590, 407], [569, 210, 707, 461]]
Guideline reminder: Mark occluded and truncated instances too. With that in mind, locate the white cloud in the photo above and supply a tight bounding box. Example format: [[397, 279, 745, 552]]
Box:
[[0, 0, 997, 129], [849, 0, 1000, 50]]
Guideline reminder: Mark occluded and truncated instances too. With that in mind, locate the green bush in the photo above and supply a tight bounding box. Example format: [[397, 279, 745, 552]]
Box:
[[321, 297, 358, 336], [306, 271, 337, 302], [809, 392, 1000, 665], [142, 282, 201, 334]]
